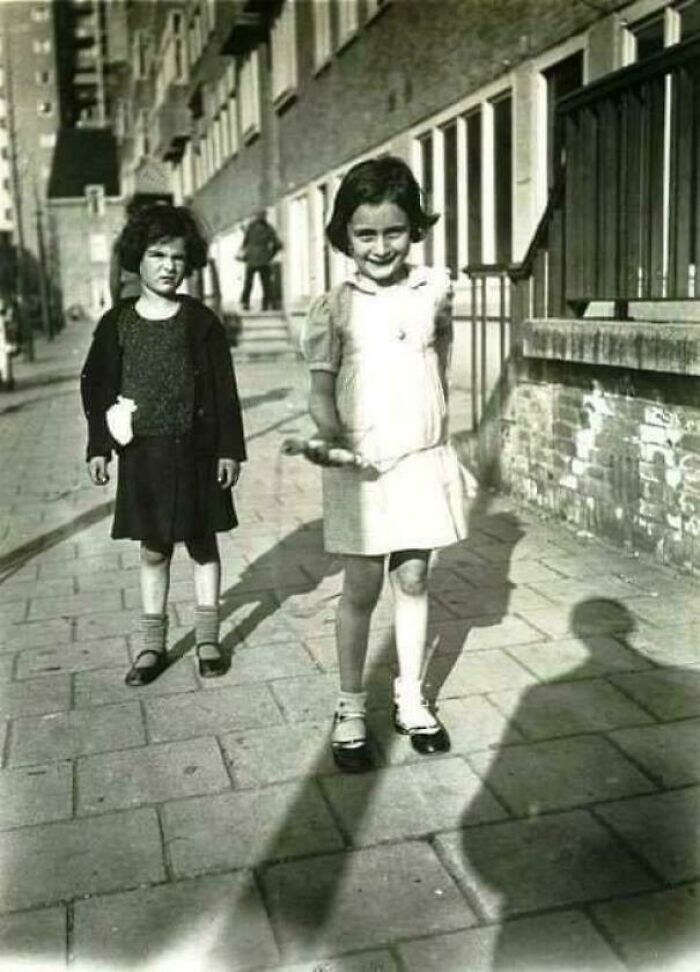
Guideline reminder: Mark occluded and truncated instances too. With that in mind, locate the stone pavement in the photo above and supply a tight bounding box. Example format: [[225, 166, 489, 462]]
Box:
[[0, 317, 699, 972]]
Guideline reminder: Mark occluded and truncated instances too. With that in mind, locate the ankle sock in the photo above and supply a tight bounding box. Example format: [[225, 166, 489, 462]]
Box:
[[195, 604, 220, 647], [136, 613, 167, 658]]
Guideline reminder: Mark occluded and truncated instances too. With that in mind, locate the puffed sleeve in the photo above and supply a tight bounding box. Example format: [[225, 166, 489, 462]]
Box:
[[300, 292, 341, 373]]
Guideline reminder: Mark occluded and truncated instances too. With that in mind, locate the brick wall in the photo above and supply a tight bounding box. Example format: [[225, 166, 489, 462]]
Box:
[[502, 359, 700, 570]]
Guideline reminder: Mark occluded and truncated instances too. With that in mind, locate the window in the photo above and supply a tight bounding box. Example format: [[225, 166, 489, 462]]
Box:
[[132, 31, 148, 79], [466, 109, 482, 265], [337, 0, 358, 47], [31, 5, 49, 22], [543, 51, 583, 186], [32, 39, 52, 55], [442, 122, 459, 276], [493, 94, 513, 264], [678, 0, 700, 37], [35, 69, 52, 85], [626, 12, 665, 61], [312, 0, 332, 69], [239, 51, 261, 140], [37, 101, 53, 116], [271, 0, 298, 106], [39, 132, 56, 148]]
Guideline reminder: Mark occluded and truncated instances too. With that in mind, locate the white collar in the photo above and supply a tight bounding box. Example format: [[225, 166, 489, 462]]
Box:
[[345, 264, 430, 295]]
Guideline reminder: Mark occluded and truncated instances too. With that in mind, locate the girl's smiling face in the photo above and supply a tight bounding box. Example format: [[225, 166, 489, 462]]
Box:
[[347, 201, 411, 286], [139, 236, 187, 297]]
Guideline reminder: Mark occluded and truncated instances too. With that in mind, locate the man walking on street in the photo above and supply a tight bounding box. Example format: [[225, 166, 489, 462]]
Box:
[[238, 209, 282, 311]]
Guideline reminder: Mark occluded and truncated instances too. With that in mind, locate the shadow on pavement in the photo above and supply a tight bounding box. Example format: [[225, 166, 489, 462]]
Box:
[[0, 500, 115, 584], [452, 598, 700, 971]]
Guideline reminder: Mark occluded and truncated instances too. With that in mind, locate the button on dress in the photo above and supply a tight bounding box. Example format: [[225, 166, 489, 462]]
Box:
[[302, 265, 467, 556]]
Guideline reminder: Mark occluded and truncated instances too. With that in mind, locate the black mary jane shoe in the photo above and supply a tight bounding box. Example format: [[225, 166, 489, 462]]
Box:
[[125, 649, 167, 687], [394, 707, 452, 755], [331, 713, 373, 773], [196, 643, 227, 679]]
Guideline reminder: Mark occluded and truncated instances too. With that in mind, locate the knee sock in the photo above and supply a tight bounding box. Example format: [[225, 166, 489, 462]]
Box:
[[195, 604, 220, 646], [136, 613, 168, 658]]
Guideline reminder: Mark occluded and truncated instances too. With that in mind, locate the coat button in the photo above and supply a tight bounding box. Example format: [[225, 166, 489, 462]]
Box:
[[197, 407, 205, 417], [397, 329, 406, 340]]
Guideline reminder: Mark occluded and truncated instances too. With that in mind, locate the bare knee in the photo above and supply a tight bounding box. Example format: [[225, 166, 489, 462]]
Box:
[[140, 542, 173, 568], [185, 536, 219, 565], [391, 555, 429, 597]]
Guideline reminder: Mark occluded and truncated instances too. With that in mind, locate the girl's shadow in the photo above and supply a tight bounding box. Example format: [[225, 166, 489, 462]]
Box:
[[166, 518, 340, 670], [453, 598, 700, 971]]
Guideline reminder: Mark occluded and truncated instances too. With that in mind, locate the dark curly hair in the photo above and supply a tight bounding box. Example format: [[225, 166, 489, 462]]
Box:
[[326, 156, 439, 256], [117, 203, 209, 274]]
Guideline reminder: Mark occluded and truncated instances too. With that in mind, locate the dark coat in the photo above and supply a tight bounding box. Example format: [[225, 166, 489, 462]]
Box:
[[241, 218, 282, 267], [80, 296, 247, 463]]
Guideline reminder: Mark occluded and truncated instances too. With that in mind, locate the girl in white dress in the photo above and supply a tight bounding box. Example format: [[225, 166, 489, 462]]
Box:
[[301, 156, 469, 772]]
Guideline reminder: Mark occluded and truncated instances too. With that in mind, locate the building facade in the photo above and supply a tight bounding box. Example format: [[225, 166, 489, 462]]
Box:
[[105, 0, 700, 567]]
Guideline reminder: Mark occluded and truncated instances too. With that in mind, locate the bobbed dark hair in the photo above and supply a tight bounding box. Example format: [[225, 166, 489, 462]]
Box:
[[326, 155, 439, 255], [117, 203, 209, 274]]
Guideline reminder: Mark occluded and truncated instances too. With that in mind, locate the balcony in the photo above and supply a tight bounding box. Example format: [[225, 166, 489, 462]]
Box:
[[219, 1, 277, 57]]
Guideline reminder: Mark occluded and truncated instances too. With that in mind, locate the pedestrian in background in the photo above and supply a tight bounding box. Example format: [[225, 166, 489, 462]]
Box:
[[301, 156, 469, 772], [238, 209, 282, 311], [81, 203, 246, 685]]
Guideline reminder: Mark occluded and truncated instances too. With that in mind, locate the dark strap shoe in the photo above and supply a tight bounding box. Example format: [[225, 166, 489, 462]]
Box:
[[125, 649, 167, 687]]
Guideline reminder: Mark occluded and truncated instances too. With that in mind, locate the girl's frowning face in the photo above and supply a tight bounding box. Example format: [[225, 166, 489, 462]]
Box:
[[139, 236, 187, 297], [347, 201, 411, 286]]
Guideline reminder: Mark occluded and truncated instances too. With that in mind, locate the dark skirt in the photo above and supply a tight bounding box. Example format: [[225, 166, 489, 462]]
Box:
[[112, 433, 237, 543]]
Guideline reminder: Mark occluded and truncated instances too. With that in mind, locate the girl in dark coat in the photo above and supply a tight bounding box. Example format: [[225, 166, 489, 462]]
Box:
[[81, 204, 246, 685]]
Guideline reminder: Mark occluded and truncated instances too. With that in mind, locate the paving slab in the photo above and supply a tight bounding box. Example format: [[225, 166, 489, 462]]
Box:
[[609, 718, 700, 787], [71, 871, 279, 972], [0, 618, 72, 653], [196, 640, 318, 689], [624, 622, 700, 667], [609, 666, 700, 720], [0, 761, 72, 830], [398, 910, 626, 971], [15, 636, 129, 678], [261, 842, 477, 961], [427, 616, 545, 655], [435, 810, 658, 920], [263, 951, 398, 972], [489, 679, 654, 740], [507, 635, 653, 681], [0, 906, 67, 971], [27, 589, 122, 621], [77, 736, 231, 815], [0, 575, 74, 604], [74, 656, 198, 706], [144, 683, 284, 742], [162, 779, 344, 877], [320, 757, 506, 846], [426, 649, 537, 700], [269, 670, 394, 723], [0, 806, 165, 912], [595, 786, 700, 884], [592, 882, 700, 972], [469, 735, 656, 815], [9, 702, 145, 766], [368, 696, 523, 766], [0, 673, 71, 720], [220, 720, 340, 787]]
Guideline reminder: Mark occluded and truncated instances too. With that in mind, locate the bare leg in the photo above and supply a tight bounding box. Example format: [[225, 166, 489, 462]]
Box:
[[388, 549, 448, 751], [140, 540, 173, 616], [336, 554, 385, 692], [388, 549, 431, 683], [187, 536, 222, 665]]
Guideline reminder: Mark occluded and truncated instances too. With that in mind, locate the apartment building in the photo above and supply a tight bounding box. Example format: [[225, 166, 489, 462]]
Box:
[[109, 0, 700, 565]]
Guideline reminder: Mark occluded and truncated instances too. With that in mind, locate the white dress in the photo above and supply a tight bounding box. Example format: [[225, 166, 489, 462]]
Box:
[[302, 265, 467, 556]]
